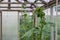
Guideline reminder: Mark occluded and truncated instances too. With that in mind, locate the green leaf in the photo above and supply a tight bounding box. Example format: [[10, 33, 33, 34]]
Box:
[[21, 28, 35, 38]]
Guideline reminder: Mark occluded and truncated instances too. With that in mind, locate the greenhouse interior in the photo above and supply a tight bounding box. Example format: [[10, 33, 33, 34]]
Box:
[[0, 0, 60, 40]]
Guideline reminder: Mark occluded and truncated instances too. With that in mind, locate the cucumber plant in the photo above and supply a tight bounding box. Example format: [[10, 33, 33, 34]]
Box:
[[20, 7, 55, 40]]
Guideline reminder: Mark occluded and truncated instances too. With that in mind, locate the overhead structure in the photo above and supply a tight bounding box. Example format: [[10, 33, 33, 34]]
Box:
[[0, 0, 56, 12], [0, 0, 3, 2], [0, 0, 60, 12]]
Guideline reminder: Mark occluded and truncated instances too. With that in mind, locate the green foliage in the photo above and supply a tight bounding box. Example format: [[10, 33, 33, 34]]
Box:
[[23, 14, 27, 17], [34, 7, 45, 18], [19, 13, 33, 40], [21, 28, 35, 38], [19, 7, 55, 40]]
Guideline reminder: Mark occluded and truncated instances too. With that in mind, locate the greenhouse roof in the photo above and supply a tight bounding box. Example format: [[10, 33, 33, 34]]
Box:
[[0, 0, 60, 12]]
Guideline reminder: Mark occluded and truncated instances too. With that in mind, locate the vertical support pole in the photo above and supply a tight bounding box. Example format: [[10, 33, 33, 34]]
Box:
[[18, 11, 20, 40], [32, 12, 35, 40], [33, 12, 37, 40], [55, 0, 58, 40], [8, 0, 10, 9], [0, 11, 2, 40], [50, 6, 54, 40], [35, 12, 37, 40], [35, 13, 37, 29]]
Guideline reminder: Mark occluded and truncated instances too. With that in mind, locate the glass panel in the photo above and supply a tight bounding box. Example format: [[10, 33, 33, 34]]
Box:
[[0, 8, 8, 10], [2, 0, 8, 2], [18, 0, 24, 3], [43, 0, 51, 3], [0, 4, 8, 7], [11, 4, 22, 7], [35, 4, 44, 7], [11, 8, 32, 10], [11, 0, 16, 2], [2, 11, 18, 40], [27, 0, 35, 3]]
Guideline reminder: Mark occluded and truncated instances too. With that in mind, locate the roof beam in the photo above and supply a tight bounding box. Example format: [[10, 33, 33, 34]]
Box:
[[0, 0, 3, 2], [41, 0, 60, 9], [0, 0, 60, 12], [0, 9, 33, 12], [0, 6, 35, 8], [0, 2, 43, 4]]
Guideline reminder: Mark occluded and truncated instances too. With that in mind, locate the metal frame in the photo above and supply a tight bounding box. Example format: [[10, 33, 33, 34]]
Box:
[[0, 0, 60, 12], [0, 0, 3, 2], [50, 6, 54, 40], [0, 0, 57, 12], [0, 11, 2, 40]]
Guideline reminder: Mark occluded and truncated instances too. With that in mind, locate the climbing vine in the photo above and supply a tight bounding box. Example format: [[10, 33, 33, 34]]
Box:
[[19, 7, 55, 40]]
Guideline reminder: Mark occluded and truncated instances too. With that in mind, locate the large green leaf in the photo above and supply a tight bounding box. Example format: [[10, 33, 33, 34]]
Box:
[[21, 28, 35, 38]]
